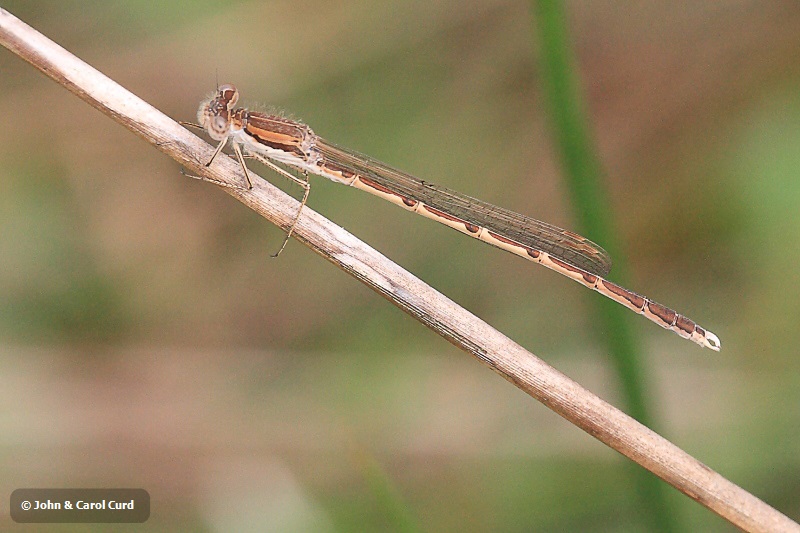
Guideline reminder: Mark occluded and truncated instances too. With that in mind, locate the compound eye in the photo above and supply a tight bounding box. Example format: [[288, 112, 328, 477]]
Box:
[[218, 84, 239, 108]]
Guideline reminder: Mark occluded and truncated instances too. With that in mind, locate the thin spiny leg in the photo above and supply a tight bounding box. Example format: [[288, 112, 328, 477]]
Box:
[[230, 142, 253, 189], [180, 167, 249, 191], [179, 121, 204, 130], [209, 137, 230, 168], [180, 137, 252, 191], [181, 120, 237, 171], [245, 151, 311, 256], [273, 170, 310, 257]]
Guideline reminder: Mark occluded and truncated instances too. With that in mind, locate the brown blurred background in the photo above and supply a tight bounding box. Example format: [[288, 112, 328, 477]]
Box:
[[1, 1, 799, 531]]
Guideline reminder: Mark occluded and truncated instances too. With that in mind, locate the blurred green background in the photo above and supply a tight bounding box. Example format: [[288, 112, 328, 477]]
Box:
[[1, 1, 799, 531]]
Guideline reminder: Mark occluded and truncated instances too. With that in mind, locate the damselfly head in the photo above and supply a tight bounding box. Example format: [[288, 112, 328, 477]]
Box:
[[197, 84, 240, 141]]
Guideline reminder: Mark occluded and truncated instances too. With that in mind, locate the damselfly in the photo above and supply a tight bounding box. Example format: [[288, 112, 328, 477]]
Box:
[[188, 84, 720, 351]]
